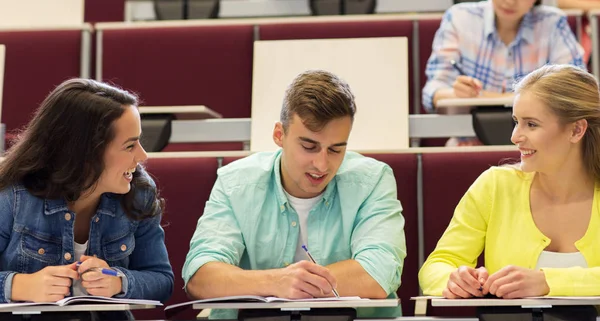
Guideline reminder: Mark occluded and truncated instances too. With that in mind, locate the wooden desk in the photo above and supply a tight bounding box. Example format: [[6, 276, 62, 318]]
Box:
[[138, 105, 222, 120], [436, 97, 514, 108], [413, 296, 600, 316], [0, 303, 157, 315], [191, 299, 399, 310]]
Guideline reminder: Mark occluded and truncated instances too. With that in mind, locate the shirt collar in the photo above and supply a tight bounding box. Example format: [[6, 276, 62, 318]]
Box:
[[273, 150, 336, 214], [483, 0, 535, 45], [518, 9, 535, 44], [44, 193, 117, 217]]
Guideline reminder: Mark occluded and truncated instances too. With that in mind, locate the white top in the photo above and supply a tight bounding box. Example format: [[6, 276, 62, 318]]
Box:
[[72, 240, 88, 296], [283, 190, 323, 263], [535, 251, 588, 270]]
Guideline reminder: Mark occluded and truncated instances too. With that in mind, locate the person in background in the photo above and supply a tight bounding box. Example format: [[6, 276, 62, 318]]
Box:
[[422, 0, 585, 146]]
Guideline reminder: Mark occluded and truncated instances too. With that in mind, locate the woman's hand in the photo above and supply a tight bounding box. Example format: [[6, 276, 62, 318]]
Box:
[[77, 255, 123, 297], [443, 266, 489, 299], [453, 76, 483, 98], [483, 265, 550, 299]]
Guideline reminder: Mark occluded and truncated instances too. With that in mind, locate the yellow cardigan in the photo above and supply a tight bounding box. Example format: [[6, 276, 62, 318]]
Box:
[[419, 166, 600, 296]]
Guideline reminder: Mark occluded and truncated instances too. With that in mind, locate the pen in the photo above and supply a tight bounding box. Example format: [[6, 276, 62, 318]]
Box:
[[450, 59, 466, 75], [301, 244, 340, 298], [450, 59, 482, 93], [76, 262, 125, 278], [85, 267, 125, 277]]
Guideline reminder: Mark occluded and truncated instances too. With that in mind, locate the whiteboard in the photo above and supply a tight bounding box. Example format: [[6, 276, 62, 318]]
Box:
[[251, 37, 409, 151], [0, 0, 84, 27]]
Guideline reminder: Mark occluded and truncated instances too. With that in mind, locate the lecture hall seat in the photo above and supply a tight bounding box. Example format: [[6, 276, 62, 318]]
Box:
[[421, 150, 520, 316], [141, 156, 219, 320]]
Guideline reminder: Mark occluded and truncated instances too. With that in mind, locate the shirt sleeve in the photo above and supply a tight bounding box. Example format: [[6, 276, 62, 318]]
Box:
[[111, 212, 174, 303], [418, 169, 493, 296], [422, 9, 463, 113], [548, 15, 585, 69], [351, 165, 407, 296], [542, 267, 600, 296], [182, 176, 246, 290]]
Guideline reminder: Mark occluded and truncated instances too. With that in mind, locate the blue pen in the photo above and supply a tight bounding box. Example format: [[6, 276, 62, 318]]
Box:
[[301, 245, 340, 298], [76, 262, 125, 277]]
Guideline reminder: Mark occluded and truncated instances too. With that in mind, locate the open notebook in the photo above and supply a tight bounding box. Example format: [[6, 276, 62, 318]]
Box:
[[165, 296, 365, 310], [0, 296, 162, 310]]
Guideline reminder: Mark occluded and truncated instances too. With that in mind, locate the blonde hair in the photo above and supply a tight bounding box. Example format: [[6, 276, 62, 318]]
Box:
[[513, 64, 600, 180]]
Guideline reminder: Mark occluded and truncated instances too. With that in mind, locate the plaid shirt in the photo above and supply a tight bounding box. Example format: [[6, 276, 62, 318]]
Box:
[[422, 1, 585, 112]]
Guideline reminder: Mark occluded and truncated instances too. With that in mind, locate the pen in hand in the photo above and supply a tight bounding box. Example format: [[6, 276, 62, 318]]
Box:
[[301, 245, 340, 298], [450, 59, 482, 94], [450, 59, 466, 76], [76, 262, 125, 278]]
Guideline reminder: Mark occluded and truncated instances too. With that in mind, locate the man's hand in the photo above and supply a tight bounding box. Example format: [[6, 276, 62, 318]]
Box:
[[271, 261, 337, 299]]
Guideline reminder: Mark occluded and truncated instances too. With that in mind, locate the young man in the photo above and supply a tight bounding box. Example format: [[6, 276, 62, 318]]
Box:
[[183, 70, 406, 319]]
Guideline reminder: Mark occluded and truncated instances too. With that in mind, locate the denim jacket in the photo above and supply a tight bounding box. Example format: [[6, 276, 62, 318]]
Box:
[[0, 181, 174, 303]]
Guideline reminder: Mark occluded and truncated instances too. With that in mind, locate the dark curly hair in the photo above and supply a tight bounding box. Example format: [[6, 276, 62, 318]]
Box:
[[0, 78, 163, 220]]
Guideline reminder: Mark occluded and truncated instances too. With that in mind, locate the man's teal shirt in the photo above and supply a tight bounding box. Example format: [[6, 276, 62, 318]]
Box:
[[183, 150, 407, 319]]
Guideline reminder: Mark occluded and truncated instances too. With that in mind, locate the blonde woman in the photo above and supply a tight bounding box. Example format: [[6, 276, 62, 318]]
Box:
[[420, 65, 600, 300]]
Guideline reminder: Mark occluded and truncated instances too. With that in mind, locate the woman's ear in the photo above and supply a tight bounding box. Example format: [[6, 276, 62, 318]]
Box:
[[570, 119, 588, 143]]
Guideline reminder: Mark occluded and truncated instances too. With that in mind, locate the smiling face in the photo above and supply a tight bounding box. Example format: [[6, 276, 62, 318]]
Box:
[[273, 114, 352, 199], [492, 0, 536, 25], [95, 105, 148, 195], [511, 91, 583, 174]]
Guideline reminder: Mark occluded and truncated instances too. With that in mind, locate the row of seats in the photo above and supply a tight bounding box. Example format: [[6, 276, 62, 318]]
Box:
[[0, 12, 583, 151], [138, 148, 519, 319]]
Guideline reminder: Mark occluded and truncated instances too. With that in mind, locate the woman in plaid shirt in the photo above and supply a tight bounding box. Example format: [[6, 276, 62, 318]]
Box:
[[422, 0, 585, 146]]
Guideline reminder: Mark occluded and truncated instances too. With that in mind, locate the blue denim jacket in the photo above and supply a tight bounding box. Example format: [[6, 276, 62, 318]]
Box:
[[0, 182, 174, 303]]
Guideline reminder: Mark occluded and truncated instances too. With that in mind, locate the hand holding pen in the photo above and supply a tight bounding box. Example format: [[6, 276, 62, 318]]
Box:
[[302, 245, 340, 298], [274, 253, 338, 299], [450, 59, 483, 98], [76, 255, 123, 297]]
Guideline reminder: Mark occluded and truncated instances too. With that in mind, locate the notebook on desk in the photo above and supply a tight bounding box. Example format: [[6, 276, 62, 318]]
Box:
[[165, 296, 364, 310], [0, 296, 162, 310]]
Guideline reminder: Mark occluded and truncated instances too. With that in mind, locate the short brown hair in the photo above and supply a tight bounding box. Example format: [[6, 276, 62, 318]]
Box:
[[280, 70, 356, 132]]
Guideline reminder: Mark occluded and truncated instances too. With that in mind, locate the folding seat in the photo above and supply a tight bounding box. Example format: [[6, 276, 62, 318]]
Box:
[[142, 156, 219, 319]]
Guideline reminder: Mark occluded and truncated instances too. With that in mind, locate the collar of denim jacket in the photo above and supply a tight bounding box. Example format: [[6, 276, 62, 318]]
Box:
[[44, 193, 118, 217]]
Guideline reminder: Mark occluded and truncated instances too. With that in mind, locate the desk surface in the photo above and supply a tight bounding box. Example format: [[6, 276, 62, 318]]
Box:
[[138, 105, 222, 119], [192, 299, 399, 310], [430, 297, 600, 307], [436, 97, 514, 108], [0, 303, 157, 314], [361, 318, 477, 321]]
